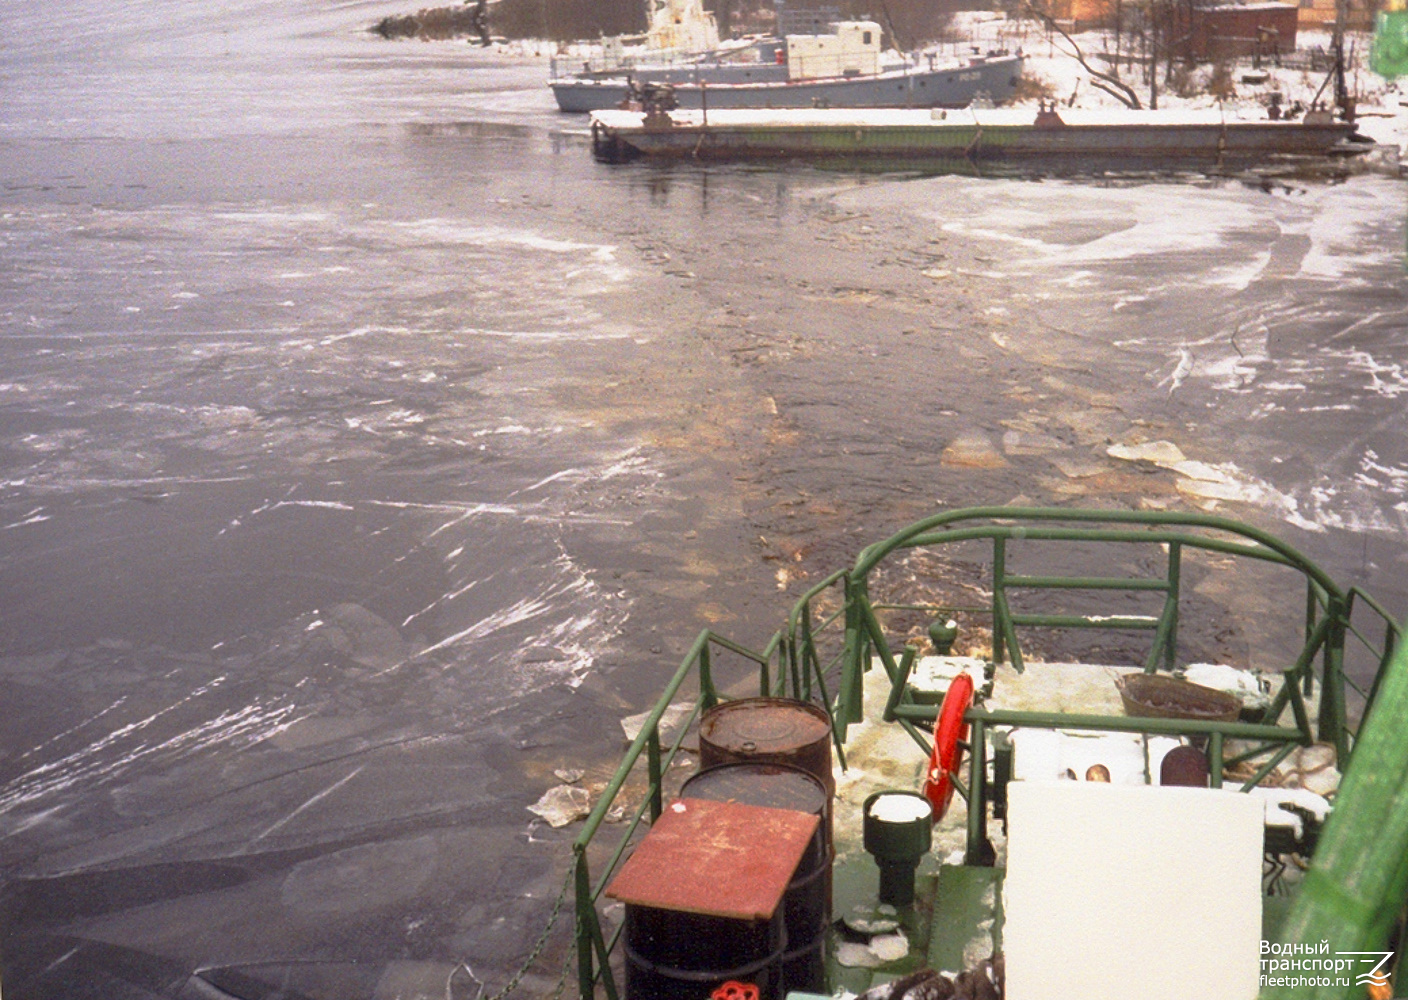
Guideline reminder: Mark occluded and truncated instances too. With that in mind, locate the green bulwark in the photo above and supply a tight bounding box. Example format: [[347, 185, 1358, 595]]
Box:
[[1262, 638, 1408, 999]]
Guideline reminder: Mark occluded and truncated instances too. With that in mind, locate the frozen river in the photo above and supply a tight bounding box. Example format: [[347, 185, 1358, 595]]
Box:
[[1, 0, 1405, 996]]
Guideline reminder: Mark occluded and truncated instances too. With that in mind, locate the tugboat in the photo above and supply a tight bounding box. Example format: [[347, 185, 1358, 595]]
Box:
[[550, 3, 1023, 113], [567, 507, 1406, 999]]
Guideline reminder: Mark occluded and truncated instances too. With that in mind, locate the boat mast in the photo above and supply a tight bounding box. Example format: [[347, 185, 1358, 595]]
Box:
[[1332, 0, 1352, 117]]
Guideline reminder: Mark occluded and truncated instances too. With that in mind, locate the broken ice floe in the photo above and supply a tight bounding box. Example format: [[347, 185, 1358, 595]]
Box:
[[941, 431, 1007, 469], [868, 933, 910, 962], [836, 942, 885, 969], [1107, 440, 1322, 531], [620, 700, 694, 745], [836, 931, 910, 968], [527, 784, 591, 827], [844, 903, 901, 936]]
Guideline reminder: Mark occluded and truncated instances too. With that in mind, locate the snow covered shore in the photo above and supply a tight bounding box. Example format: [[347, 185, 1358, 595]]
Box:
[[949, 11, 1407, 154]]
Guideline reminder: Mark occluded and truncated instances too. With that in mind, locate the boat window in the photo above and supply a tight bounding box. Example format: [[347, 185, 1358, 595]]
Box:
[[863, 30, 872, 44]]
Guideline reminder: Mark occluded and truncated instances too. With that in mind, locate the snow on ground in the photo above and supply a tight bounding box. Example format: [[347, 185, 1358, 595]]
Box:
[[946, 11, 1408, 154], [526, 10, 1405, 157]]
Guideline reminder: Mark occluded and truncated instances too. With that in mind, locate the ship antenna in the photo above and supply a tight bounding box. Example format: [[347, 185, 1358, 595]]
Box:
[[1332, 0, 1353, 119]]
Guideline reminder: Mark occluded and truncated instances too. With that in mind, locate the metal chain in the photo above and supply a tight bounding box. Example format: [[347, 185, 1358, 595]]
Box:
[[547, 948, 574, 1000], [479, 863, 577, 1000]]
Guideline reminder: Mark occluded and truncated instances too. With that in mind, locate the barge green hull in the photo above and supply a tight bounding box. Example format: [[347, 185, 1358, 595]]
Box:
[[589, 108, 1367, 170]]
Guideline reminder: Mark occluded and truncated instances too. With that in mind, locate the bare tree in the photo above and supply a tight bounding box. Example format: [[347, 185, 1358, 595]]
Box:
[[1021, 2, 1143, 107]]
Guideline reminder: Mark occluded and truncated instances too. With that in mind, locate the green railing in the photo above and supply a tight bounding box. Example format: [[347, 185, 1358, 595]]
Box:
[[569, 627, 813, 998], [827, 508, 1400, 863], [566, 507, 1400, 996], [834, 508, 1397, 745]]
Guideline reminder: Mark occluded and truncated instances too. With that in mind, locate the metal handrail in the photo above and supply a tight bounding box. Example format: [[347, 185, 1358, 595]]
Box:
[[1345, 585, 1402, 719], [833, 508, 1391, 756], [852, 508, 1343, 591], [568, 628, 795, 998]]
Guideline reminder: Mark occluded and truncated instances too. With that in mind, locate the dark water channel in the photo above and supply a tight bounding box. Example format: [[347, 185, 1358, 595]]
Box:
[[1, 1, 1406, 996]]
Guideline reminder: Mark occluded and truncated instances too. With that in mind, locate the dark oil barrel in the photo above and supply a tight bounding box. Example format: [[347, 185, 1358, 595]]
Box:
[[698, 695, 836, 984], [681, 762, 831, 994], [777, 849, 828, 992], [623, 904, 785, 1000], [699, 698, 835, 795]]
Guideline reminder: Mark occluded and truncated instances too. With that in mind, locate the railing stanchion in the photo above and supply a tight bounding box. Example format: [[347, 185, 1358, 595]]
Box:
[[993, 537, 1007, 665], [574, 852, 594, 999], [1165, 541, 1181, 672], [699, 643, 717, 712], [646, 727, 663, 821], [1208, 730, 1224, 789], [965, 717, 989, 864]]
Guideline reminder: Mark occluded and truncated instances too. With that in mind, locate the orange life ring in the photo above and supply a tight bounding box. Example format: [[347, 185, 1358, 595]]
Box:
[[922, 671, 973, 820]]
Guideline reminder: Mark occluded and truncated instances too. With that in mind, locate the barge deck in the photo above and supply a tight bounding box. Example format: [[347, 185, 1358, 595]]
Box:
[[589, 105, 1371, 170]]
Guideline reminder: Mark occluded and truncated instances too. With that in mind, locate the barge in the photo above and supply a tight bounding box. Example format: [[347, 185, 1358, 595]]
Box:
[[565, 507, 1407, 1000], [588, 103, 1371, 171]]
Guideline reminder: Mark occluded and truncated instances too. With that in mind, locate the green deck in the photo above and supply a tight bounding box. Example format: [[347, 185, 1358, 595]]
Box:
[[830, 855, 1004, 994], [830, 855, 1292, 994]]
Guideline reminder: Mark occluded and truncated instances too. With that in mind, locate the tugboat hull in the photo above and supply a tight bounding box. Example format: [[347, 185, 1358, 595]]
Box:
[[553, 56, 1025, 113]]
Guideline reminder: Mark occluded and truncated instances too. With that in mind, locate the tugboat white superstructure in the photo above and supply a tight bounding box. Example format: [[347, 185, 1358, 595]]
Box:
[[551, 15, 1023, 113]]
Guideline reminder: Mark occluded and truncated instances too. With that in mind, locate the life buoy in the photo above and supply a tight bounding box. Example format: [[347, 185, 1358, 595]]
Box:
[[922, 671, 973, 820]]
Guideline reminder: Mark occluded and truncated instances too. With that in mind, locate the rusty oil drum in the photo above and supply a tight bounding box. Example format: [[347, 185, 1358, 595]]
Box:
[[680, 762, 832, 994], [698, 697, 835, 795]]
